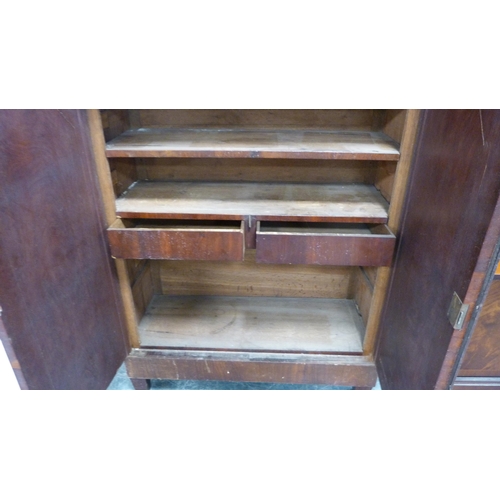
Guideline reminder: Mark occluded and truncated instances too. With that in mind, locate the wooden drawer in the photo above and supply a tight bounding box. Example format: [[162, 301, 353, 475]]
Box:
[[256, 222, 395, 266], [108, 219, 244, 261]]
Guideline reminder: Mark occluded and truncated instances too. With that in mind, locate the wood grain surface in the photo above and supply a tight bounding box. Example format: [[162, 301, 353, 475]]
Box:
[[108, 219, 245, 261], [159, 250, 355, 299], [375, 110, 500, 389], [134, 158, 378, 185], [115, 181, 390, 222], [106, 128, 400, 160], [126, 348, 377, 387], [256, 222, 395, 266], [139, 295, 364, 353], [0, 110, 128, 389], [88, 110, 141, 349]]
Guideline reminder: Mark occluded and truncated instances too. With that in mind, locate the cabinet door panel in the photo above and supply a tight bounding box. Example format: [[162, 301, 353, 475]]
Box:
[[376, 110, 500, 389], [0, 110, 128, 389]]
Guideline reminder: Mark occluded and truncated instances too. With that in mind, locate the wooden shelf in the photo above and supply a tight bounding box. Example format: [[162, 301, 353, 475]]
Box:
[[105, 128, 400, 161], [139, 295, 365, 354], [116, 181, 390, 223]]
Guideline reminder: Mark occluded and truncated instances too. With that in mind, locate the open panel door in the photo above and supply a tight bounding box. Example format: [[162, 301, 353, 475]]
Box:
[[0, 110, 128, 389], [376, 110, 500, 389]]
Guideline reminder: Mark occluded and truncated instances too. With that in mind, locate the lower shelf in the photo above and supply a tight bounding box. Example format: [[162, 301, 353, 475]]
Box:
[[139, 295, 365, 354]]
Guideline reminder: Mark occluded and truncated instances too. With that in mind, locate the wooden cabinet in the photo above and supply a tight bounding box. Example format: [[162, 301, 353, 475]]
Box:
[[1, 109, 499, 390], [88, 109, 420, 389]]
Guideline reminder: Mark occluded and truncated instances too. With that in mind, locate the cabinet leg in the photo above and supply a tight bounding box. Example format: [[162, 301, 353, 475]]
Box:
[[131, 378, 151, 390]]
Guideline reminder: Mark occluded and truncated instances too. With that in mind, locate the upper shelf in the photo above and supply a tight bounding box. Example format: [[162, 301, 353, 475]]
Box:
[[105, 128, 401, 161], [115, 181, 390, 223]]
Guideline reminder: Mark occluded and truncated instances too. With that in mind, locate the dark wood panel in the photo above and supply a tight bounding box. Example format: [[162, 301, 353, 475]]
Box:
[[376, 110, 500, 390], [256, 223, 395, 266], [458, 280, 500, 376], [0, 110, 128, 389], [108, 219, 244, 261], [126, 349, 377, 387], [106, 128, 400, 161]]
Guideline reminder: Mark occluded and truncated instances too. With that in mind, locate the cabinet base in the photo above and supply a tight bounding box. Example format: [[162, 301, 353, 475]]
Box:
[[125, 348, 377, 388]]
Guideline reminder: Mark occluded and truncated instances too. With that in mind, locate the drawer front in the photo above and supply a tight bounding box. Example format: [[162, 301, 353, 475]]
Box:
[[256, 222, 395, 266], [108, 220, 244, 261]]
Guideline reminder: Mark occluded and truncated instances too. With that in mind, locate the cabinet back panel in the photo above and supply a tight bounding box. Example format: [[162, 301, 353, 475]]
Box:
[[136, 158, 377, 184], [159, 251, 355, 299], [132, 109, 383, 130]]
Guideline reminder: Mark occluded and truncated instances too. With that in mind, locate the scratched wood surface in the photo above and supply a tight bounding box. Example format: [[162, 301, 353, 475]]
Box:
[[106, 128, 400, 161], [139, 295, 364, 353], [126, 348, 377, 387], [115, 181, 390, 222]]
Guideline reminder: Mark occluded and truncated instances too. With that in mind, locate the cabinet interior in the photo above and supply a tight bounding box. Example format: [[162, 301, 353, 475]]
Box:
[[99, 109, 410, 359]]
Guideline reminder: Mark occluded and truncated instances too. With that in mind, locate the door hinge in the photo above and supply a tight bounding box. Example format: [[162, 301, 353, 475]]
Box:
[[447, 292, 469, 330]]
